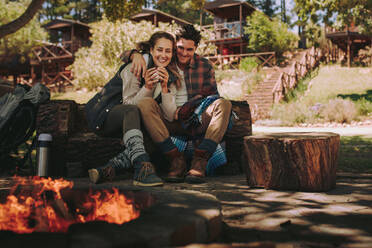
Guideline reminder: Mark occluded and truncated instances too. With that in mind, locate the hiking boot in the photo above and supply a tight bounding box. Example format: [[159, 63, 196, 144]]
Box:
[[88, 164, 116, 184], [164, 148, 187, 183], [133, 162, 163, 187], [185, 149, 210, 184]]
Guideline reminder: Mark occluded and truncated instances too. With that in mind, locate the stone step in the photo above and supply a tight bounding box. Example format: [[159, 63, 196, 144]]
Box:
[[247, 93, 273, 98], [247, 93, 272, 96]]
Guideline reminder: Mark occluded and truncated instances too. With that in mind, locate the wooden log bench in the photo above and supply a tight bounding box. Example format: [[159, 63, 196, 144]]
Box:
[[36, 99, 252, 177], [242, 132, 340, 192]]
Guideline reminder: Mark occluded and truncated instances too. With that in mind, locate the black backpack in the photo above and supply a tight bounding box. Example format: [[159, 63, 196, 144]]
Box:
[[0, 83, 50, 172]]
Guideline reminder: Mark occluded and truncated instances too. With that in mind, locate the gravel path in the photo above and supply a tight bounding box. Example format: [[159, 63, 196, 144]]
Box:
[[252, 124, 372, 137]]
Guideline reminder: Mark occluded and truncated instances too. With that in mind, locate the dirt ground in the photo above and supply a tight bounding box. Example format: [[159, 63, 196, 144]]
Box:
[[2, 125, 372, 247], [84, 171, 371, 248]]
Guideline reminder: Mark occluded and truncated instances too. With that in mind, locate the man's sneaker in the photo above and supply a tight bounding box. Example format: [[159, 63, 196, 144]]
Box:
[[133, 162, 163, 187], [88, 164, 115, 184]]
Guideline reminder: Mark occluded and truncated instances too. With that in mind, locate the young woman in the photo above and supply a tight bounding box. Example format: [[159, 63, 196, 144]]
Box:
[[85, 31, 180, 186]]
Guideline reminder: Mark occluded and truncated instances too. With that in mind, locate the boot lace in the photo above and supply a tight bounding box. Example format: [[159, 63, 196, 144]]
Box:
[[137, 162, 155, 181], [102, 166, 115, 181]]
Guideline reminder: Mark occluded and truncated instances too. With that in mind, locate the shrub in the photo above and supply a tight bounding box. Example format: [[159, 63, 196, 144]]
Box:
[[239, 57, 259, 72], [271, 102, 316, 125], [244, 12, 298, 56], [71, 18, 216, 90], [355, 97, 372, 116], [320, 98, 357, 123]]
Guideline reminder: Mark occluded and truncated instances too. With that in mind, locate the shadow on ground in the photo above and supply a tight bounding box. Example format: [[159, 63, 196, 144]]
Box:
[[338, 89, 372, 102], [146, 174, 372, 247]]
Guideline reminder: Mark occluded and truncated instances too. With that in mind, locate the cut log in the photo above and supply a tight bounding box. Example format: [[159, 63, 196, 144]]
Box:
[[243, 132, 340, 192], [36, 100, 122, 177], [35, 100, 253, 177]]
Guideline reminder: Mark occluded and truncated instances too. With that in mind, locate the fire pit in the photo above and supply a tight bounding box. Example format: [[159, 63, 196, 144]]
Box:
[[0, 177, 221, 247]]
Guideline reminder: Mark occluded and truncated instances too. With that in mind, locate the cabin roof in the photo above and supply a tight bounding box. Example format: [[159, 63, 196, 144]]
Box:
[[204, 0, 256, 19], [130, 9, 191, 26], [326, 31, 372, 40], [42, 18, 90, 30]]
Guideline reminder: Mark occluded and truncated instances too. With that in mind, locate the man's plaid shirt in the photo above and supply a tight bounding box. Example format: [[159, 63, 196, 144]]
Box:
[[182, 54, 217, 99], [122, 50, 218, 99]]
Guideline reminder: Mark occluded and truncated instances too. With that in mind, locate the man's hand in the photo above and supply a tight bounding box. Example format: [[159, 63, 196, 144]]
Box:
[[130, 52, 147, 79], [174, 107, 180, 120]]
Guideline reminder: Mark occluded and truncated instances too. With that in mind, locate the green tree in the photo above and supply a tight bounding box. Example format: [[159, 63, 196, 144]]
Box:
[[69, 0, 102, 22], [154, 0, 201, 23], [244, 11, 298, 55], [246, 0, 277, 18], [294, 0, 372, 35], [99, 0, 146, 22], [258, 0, 276, 17], [0, 0, 48, 56], [0, 0, 45, 39]]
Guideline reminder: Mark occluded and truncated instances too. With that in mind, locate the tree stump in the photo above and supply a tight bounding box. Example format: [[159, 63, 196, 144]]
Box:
[[242, 132, 340, 192]]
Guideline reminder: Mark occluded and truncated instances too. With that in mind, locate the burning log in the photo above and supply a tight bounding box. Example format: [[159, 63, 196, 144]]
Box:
[[0, 177, 140, 233]]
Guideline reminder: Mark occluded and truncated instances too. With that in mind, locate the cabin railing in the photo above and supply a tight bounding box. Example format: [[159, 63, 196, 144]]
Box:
[[31, 40, 89, 62], [202, 21, 244, 40], [205, 51, 276, 69], [272, 47, 322, 104], [325, 25, 360, 34]]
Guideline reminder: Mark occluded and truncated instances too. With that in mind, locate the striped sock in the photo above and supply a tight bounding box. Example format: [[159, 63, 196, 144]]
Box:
[[123, 129, 150, 164], [107, 149, 132, 172]]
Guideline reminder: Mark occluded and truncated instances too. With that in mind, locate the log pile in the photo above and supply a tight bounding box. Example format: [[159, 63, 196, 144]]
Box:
[[36, 100, 123, 177], [243, 132, 340, 192], [219, 101, 253, 175], [36, 99, 253, 177]]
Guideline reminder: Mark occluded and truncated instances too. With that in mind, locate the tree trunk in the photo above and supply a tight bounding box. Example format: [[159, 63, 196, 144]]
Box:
[[243, 132, 340, 192], [0, 0, 46, 39]]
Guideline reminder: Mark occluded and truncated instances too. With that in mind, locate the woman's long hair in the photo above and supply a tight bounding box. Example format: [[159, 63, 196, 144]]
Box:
[[137, 31, 181, 89]]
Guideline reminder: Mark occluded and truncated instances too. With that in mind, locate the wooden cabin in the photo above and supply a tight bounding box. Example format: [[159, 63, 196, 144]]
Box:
[[326, 24, 372, 67], [30, 19, 91, 92], [130, 9, 191, 27], [202, 0, 256, 55]]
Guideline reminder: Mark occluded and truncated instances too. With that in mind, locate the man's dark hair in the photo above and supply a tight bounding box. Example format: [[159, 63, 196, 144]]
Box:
[[175, 24, 202, 47]]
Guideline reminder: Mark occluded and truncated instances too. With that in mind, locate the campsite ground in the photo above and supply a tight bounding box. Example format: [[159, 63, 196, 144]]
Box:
[[69, 124, 372, 248]]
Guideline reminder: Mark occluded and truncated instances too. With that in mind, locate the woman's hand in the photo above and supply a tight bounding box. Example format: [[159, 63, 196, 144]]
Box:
[[156, 67, 169, 93], [144, 68, 160, 90]]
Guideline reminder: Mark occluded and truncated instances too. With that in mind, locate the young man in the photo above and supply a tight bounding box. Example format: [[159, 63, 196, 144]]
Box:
[[123, 25, 232, 184]]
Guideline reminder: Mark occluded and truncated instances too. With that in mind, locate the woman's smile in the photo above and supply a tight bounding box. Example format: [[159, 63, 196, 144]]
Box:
[[150, 38, 173, 67]]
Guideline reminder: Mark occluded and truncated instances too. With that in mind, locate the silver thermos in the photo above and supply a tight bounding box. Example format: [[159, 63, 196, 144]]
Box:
[[36, 133, 52, 176]]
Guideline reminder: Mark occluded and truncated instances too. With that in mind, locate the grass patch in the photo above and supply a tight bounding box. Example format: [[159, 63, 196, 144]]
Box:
[[338, 136, 372, 173], [271, 65, 372, 125]]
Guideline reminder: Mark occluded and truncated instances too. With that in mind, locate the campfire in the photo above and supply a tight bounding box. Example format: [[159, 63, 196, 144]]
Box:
[[0, 176, 140, 233]]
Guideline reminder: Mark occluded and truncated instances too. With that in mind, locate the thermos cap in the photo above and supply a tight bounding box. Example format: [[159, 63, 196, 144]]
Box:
[[38, 133, 52, 141]]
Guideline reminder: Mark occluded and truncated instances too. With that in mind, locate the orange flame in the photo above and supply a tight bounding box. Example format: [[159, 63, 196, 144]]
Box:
[[0, 176, 140, 233]]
